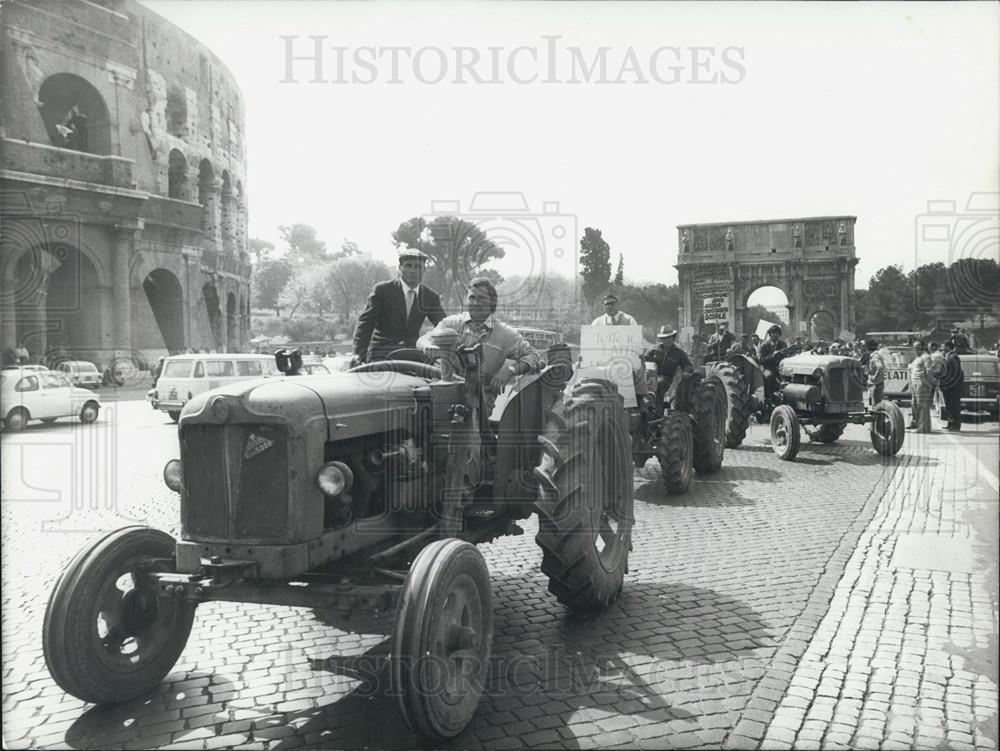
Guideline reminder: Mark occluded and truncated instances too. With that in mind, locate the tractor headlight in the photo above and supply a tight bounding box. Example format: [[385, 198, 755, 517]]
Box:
[[210, 396, 230, 421], [163, 459, 183, 492], [316, 461, 354, 497]]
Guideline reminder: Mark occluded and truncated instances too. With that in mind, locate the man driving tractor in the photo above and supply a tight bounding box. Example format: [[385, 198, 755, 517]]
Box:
[[644, 325, 695, 409]]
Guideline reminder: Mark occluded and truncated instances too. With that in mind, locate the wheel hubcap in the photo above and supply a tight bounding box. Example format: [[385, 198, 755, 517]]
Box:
[[430, 577, 486, 707]]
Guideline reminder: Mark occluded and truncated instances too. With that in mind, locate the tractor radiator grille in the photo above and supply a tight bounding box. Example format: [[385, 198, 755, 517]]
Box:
[[827, 366, 864, 404], [181, 424, 289, 539]]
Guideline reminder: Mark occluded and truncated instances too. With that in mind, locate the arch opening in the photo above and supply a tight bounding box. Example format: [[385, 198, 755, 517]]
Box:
[[744, 286, 789, 337], [37, 73, 112, 155], [143, 269, 185, 353]]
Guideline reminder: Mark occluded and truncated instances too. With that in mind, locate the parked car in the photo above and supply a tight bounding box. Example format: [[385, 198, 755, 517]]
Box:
[[2, 364, 50, 372], [323, 354, 354, 373], [55, 360, 102, 389], [151, 353, 281, 422], [1, 368, 101, 430], [300, 362, 331, 375], [936, 353, 1000, 420]]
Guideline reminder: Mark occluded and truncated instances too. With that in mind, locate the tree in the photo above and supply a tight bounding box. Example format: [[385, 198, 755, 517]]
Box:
[[613, 253, 624, 287], [335, 239, 361, 259], [252, 258, 293, 316], [248, 237, 274, 265], [278, 264, 330, 319], [325, 255, 393, 324], [579, 227, 612, 309], [278, 224, 328, 266], [745, 304, 784, 334], [615, 283, 679, 341], [392, 215, 505, 308], [856, 265, 912, 331]]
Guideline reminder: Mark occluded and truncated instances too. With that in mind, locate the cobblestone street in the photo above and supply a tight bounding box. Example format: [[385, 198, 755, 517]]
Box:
[[2, 403, 997, 749]]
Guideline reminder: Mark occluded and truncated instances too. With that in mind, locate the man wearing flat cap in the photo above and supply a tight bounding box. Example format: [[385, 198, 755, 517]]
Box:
[[353, 247, 446, 363]]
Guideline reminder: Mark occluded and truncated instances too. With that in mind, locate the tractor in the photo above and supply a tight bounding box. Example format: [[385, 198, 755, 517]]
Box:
[[41, 337, 722, 741], [765, 353, 906, 461], [629, 360, 728, 494]]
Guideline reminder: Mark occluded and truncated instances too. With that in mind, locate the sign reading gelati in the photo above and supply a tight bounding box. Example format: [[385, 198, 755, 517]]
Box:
[[703, 296, 729, 323], [576, 324, 644, 407]]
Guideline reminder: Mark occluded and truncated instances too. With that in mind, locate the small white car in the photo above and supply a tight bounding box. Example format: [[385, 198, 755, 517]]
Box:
[[1, 368, 101, 430], [55, 360, 102, 389]]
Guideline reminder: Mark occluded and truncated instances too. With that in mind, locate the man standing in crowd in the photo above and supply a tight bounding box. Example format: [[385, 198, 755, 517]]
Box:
[[644, 325, 694, 409], [353, 248, 446, 363], [908, 341, 933, 433], [864, 338, 885, 406], [706, 323, 736, 361], [419, 277, 540, 410], [592, 294, 638, 326], [940, 339, 964, 431]]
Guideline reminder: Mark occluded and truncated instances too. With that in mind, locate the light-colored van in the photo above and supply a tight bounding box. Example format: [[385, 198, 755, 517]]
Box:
[[151, 354, 280, 422]]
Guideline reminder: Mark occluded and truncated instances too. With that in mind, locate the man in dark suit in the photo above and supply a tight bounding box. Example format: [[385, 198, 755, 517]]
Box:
[[352, 248, 446, 362]]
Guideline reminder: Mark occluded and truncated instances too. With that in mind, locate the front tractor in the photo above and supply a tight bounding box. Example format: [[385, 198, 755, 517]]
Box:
[[765, 353, 906, 461], [42, 345, 635, 741]]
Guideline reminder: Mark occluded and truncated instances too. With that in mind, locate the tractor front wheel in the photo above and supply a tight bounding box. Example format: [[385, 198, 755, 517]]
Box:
[[870, 400, 905, 456], [770, 405, 801, 461], [390, 539, 493, 741], [534, 379, 633, 611], [43, 526, 194, 704], [692, 377, 726, 474], [658, 410, 693, 495]]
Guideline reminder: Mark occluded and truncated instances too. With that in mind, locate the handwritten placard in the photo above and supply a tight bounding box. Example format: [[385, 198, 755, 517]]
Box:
[[574, 325, 644, 407]]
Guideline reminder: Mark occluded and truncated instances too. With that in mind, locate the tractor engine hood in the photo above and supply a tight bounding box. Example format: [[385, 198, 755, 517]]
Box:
[[180, 372, 431, 440], [780, 354, 860, 378]]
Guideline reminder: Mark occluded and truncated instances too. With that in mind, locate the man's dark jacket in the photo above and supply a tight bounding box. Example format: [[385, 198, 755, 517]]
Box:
[[353, 279, 446, 362]]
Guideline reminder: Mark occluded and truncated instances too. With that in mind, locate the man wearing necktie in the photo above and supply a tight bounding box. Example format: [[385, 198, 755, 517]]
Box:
[[352, 248, 446, 363]]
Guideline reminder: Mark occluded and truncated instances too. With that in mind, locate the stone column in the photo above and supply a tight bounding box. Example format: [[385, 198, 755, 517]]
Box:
[[201, 182, 222, 248], [1, 272, 16, 354], [839, 264, 850, 335], [111, 224, 140, 357], [182, 247, 203, 350]]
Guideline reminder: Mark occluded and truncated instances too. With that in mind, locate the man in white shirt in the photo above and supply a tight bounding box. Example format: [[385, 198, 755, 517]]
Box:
[[592, 294, 638, 326], [588, 294, 652, 407]]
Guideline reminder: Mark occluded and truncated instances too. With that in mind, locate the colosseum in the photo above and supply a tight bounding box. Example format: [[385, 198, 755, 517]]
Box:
[[0, 0, 250, 373]]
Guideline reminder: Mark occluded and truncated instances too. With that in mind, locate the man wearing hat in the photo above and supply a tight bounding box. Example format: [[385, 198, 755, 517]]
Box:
[[644, 325, 694, 409], [353, 247, 446, 363]]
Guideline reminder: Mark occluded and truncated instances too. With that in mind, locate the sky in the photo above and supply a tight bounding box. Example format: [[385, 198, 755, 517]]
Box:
[[142, 1, 999, 303]]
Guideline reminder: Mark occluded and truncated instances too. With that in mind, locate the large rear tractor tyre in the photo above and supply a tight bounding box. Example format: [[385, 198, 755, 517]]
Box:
[[770, 405, 801, 461], [707, 362, 754, 449], [808, 422, 846, 444], [870, 400, 905, 456], [534, 379, 633, 611], [390, 539, 493, 741], [691, 378, 726, 474], [43, 526, 194, 704], [658, 410, 693, 495]]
